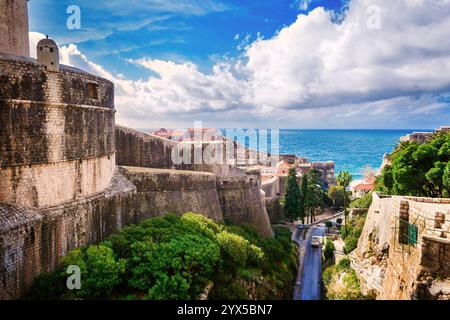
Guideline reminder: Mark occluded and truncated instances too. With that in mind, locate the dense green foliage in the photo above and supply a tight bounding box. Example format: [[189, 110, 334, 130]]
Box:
[[323, 238, 335, 261], [283, 168, 326, 223], [284, 168, 302, 222], [299, 174, 308, 222], [350, 192, 373, 209], [340, 215, 366, 254], [337, 171, 353, 226], [302, 170, 325, 224], [327, 185, 346, 210], [377, 132, 450, 198], [26, 213, 297, 300]]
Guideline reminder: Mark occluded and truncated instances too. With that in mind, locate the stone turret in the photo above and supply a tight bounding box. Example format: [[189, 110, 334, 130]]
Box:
[[37, 35, 59, 71], [0, 0, 30, 57]]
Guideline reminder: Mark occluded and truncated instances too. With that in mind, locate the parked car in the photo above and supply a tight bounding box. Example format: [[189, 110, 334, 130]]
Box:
[[311, 236, 321, 248]]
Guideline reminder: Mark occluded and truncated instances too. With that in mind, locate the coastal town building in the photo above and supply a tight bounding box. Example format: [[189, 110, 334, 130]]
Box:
[[352, 177, 376, 198], [400, 126, 450, 144], [151, 128, 225, 142]]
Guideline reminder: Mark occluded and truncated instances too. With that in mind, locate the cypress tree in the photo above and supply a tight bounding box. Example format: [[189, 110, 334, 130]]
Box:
[[300, 174, 308, 224], [284, 168, 301, 222]]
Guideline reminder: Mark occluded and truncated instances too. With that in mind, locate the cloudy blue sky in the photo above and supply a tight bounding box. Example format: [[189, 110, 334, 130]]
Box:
[[28, 0, 450, 129]]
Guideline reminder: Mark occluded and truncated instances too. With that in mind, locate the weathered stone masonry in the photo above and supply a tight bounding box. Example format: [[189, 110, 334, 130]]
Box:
[[0, 54, 116, 208], [351, 193, 450, 300]]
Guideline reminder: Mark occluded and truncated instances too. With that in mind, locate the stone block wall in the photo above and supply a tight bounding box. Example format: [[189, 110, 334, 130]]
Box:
[[0, 0, 29, 57], [0, 155, 115, 208], [217, 174, 273, 237], [262, 176, 285, 198], [115, 125, 246, 176], [115, 125, 179, 169], [0, 55, 116, 208], [0, 54, 114, 108], [265, 196, 284, 223], [352, 193, 450, 300], [0, 171, 137, 299], [120, 166, 223, 221]]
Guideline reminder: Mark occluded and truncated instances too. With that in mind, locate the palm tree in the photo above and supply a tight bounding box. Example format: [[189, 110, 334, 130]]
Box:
[[337, 171, 353, 228]]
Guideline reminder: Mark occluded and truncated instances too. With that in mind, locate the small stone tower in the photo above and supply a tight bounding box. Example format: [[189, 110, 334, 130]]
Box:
[[37, 35, 60, 71], [0, 0, 30, 57]]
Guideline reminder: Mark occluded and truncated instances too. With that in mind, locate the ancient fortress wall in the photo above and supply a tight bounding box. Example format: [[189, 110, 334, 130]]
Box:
[[265, 197, 284, 223], [120, 167, 223, 221], [0, 54, 116, 208], [115, 126, 272, 237], [116, 125, 178, 169], [217, 175, 273, 237], [0, 0, 29, 57], [261, 177, 285, 223], [0, 172, 137, 299], [116, 125, 245, 176], [352, 193, 450, 300]]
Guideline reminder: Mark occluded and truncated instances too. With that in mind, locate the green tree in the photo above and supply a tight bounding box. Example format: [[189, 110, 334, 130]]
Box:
[[62, 245, 126, 299], [328, 185, 345, 209], [337, 171, 353, 227], [300, 174, 308, 223], [323, 239, 335, 261], [147, 234, 221, 300], [305, 182, 324, 223], [378, 132, 450, 198], [284, 168, 301, 222]]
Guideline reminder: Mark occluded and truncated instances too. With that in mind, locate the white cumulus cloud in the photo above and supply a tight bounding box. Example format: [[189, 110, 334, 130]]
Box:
[[29, 0, 450, 128]]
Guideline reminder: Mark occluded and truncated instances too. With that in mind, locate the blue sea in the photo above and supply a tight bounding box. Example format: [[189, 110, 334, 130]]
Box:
[[222, 129, 429, 180], [277, 129, 428, 179]]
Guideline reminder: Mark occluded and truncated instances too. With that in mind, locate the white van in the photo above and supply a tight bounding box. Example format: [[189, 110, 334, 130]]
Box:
[[311, 236, 321, 248]]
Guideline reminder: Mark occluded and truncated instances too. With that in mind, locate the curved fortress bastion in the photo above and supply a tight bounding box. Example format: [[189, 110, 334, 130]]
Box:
[[0, 54, 116, 208]]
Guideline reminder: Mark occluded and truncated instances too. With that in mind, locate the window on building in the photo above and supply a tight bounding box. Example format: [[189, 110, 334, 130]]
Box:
[[88, 82, 99, 100]]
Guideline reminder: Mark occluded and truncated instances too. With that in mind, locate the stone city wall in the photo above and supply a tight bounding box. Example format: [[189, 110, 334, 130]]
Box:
[[0, 55, 116, 208], [265, 196, 284, 223], [115, 125, 178, 169], [0, 155, 115, 208], [115, 125, 245, 176], [0, 54, 114, 108], [217, 174, 273, 237], [352, 193, 450, 300], [0, 171, 137, 300], [0, 0, 29, 57], [120, 166, 223, 221]]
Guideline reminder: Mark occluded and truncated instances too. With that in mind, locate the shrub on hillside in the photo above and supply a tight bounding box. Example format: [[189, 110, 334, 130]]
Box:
[[62, 245, 126, 299], [350, 192, 373, 209], [323, 239, 335, 261], [25, 213, 297, 300]]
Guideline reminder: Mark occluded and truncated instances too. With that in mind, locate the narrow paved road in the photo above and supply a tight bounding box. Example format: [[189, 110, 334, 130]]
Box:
[[299, 226, 326, 300], [292, 212, 342, 300]]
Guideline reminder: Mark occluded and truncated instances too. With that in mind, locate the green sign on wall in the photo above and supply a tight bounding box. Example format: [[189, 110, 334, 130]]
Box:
[[408, 224, 418, 245]]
